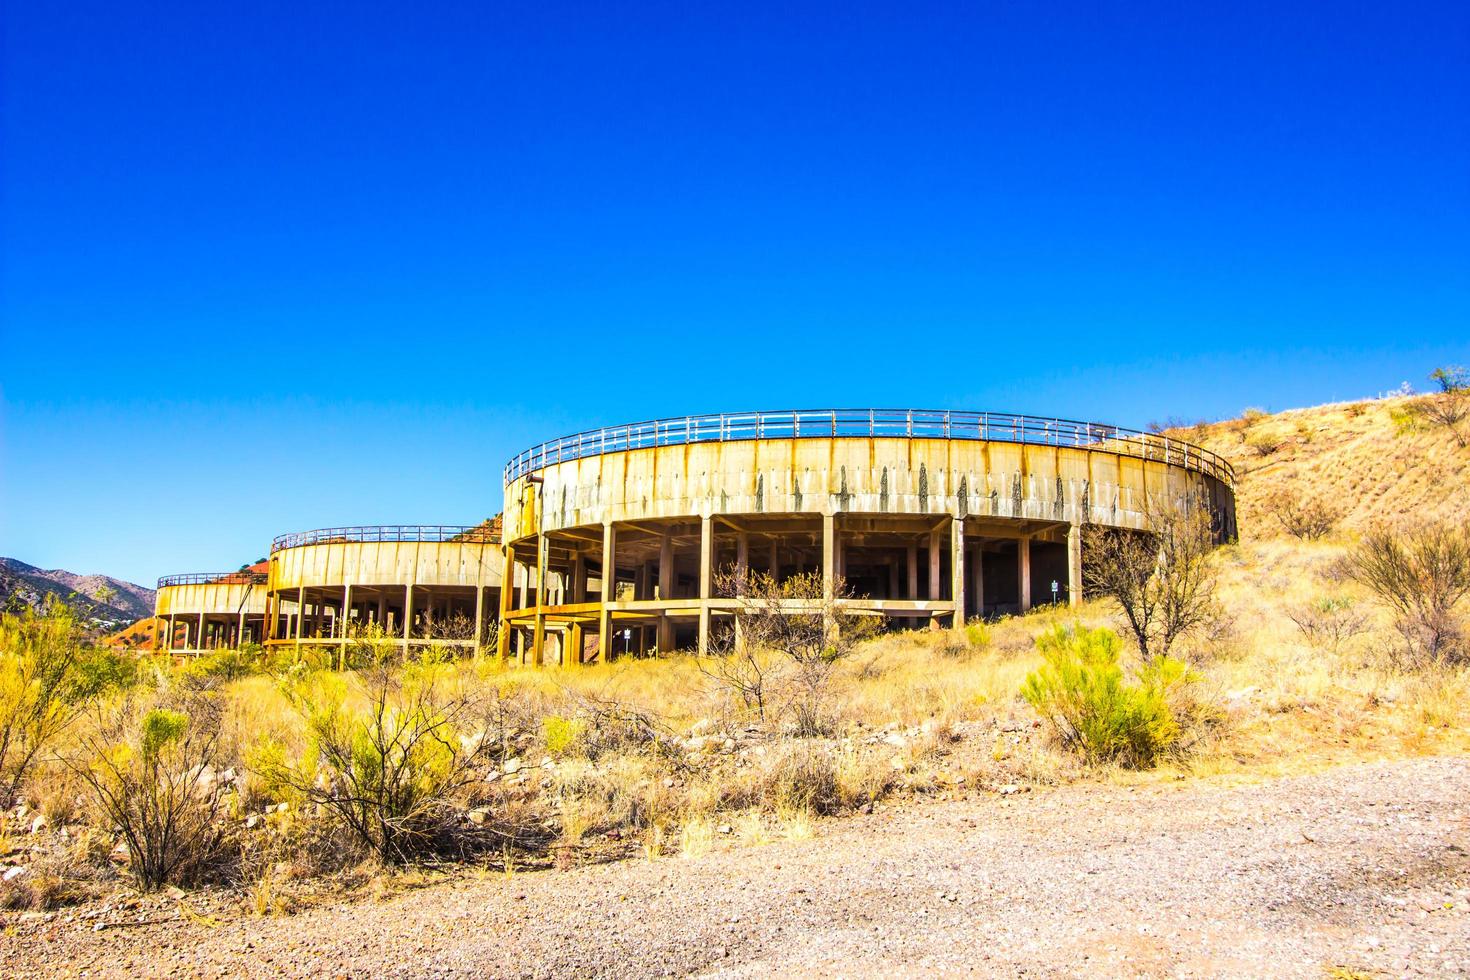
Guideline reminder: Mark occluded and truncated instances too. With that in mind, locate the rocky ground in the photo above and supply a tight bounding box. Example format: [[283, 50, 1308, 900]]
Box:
[[4, 756, 1467, 978]]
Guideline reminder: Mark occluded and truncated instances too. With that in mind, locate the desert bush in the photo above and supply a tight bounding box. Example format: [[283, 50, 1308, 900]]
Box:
[[1240, 407, 1268, 425], [708, 568, 876, 736], [1348, 521, 1470, 665], [69, 693, 232, 890], [1244, 429, 1284, 456], [1414, 366, 1469, 447], [254, 657, 503, 864], [1288, 596, 1371, 654], [1082, 495, 1223, 662], [541, 715, 584, 757], [1263, 487, 1340, 540], [0, 603, 101, 807], [1021, 624, 1200, 768]]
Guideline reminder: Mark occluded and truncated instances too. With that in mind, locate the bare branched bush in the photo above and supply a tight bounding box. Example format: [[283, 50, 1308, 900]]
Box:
[[1287, 596, 1371, 655], [1348, 521, 1470, 665], [419, 611, 477, 642], [1415, 366, 1469, 447], [254, 654, 502, 864], [707, 567, 876, 736], [1262, 487, 1340, 540], [1082, 495, 1223, 662], [69, 692, 232, 890], [0, 602, 96, 807]]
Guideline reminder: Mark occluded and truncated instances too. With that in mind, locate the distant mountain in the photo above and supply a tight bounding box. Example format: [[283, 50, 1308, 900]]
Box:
[[0, 557, 155, 629]]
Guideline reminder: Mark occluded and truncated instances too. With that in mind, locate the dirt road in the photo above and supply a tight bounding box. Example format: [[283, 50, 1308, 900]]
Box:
[[5, 757, 1467, 978]]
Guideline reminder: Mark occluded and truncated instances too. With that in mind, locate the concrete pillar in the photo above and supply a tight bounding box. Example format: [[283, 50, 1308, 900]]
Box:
[[295, 588, 305, 642], [166, 614, 175, 652], [598, 522, 616, 663], [1067, 523, 1082, 608], [572, 553, 587, 604], [906, 544, 918, 599], [698, 516, 713, 655], [768, 540, 779, 579], [339, 584, 351, 669], [1018, 537, 1032, 613], [736, 531, 749, 582], [567, 621, 584, 667], [237, 611, 246, 649], [658, 531, 674, 600], [497, 548, 514, 662], [951, 517, 966, 630], [971, 544, 985, 619], [533, 534, 548, 666], [822, 514, 836, 601], [404, 583, 415, 658]]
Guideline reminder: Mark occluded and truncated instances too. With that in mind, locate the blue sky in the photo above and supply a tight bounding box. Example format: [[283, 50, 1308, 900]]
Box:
[[2, 2, 1467, 586]]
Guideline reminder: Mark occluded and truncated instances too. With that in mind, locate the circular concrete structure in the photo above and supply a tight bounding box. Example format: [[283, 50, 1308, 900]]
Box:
[[499, 409, 1235, 665], [155, 571, 268, 652], [264, 524, 503, 654]]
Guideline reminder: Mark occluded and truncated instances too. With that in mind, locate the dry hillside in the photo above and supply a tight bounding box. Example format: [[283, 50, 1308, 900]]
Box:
[[1167, 392, 1470, 539]]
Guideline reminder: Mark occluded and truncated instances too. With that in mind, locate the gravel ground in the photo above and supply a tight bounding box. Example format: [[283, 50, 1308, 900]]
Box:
[[4, 757, 1467, 978]]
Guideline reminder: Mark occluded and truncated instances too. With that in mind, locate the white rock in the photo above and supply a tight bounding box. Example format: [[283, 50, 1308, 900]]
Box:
[[2, 866, 26, 882]]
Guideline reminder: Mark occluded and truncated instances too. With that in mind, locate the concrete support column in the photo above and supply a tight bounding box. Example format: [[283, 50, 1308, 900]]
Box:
[[906, 544, 919, 599], [403, 583, 414, 657], [698, 516, 713, 656], [822, 514, 836, 601], [238, 611, 246, 649], [533, 534, 548, 666], [497, 547, 514, 662], [951, 517, 966, 630], [598, 522, 616, 663], [1067, 523, 1083, 608], [295, 587, 305, 646], [658, 531, 674, 600], [473, 584, 485, 661], [768, 540, 779, 579], [572, 553, 587, 604], [167, 614, 175, 652], [339, 584, 351, 669], [567, 622, 584, 667], [736, 531, 749, 582], [928, 527, 942, 601], [971, 544, 985, 619], [1018, 537, 1032, 613]]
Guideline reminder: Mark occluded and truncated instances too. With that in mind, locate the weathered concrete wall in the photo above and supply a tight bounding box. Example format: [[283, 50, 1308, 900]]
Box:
[[268, 540, 502, 593], [504, 437, 1234, 544], [155, 581, 267, 617]]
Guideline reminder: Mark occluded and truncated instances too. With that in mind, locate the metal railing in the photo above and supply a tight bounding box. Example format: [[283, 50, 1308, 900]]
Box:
[[503, 409, 1235, 486], [270, 524, 498, 554], [157, 571, 268, 588]]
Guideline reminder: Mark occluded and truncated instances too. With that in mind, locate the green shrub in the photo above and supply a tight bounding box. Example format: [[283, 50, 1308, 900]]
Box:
[[1020, 624, 1197, 768], [0, 604, 97, 806], [70, 694, 231, 890], [963, 621, 991, 650], [255, 661, 499, 864], [542, 715, 584, 757]]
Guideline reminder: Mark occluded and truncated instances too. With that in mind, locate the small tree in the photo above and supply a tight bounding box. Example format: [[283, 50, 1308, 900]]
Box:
[[1082, 495, 1223, 662], [70, 693, 230, 890], [708, 568, 873, 736], [1262, 487, 1340, 540], [256, 654, 500, 864], [0, 602, 95, 807], [1417, 366, 1469, 447], [1348, 521, 1470, 665]]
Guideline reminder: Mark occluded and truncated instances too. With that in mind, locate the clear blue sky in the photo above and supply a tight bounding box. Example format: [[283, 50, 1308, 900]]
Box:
[[2, 2, 1467, 586]]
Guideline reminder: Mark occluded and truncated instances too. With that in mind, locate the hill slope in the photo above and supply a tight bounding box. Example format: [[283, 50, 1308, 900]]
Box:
[[0, 557, 155, 627], [1168, 392, 1470, 540]]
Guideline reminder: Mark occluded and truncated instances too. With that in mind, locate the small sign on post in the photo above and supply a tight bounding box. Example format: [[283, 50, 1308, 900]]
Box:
[[1050, 579, 1060, 604]]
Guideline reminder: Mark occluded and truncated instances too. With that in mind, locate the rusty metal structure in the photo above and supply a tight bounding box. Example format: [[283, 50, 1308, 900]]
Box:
[[154, 571, 268, 653], [499, 409, 1236, 666], [262, 524, 504, 656]]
